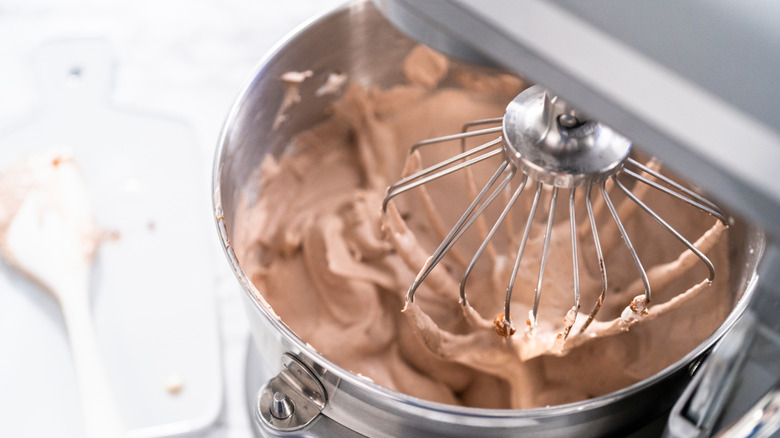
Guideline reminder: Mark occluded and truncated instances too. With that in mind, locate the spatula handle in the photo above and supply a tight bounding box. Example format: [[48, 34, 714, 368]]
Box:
[[59, 281, 125, 438]]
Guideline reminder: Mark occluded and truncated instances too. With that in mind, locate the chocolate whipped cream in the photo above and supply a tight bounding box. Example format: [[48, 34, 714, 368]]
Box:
[[234, 46, 733, 409]]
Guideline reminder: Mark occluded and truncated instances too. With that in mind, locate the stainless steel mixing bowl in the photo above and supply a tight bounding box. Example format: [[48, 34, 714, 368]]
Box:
[[212, 1, 764, 436]]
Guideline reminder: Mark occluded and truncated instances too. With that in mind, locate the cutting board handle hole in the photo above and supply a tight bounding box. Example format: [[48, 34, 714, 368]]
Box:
[[67, 66, 84, 86]]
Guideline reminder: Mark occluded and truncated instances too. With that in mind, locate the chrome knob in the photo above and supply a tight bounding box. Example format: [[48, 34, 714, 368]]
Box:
[[271, 391, 294, 420]]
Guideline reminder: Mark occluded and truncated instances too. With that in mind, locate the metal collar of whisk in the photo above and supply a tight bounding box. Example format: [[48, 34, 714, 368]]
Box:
[[502, 85, 631, 189]]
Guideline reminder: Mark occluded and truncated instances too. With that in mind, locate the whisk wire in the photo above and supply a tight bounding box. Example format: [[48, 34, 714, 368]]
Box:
[[615, 177, 716, 281], [406, 160, 511, 303], [383, 139, 502, 211], [565, 188, 581, 340], [603, 179, 652, 304], [579, 183, 608, 334], [461, 117, 504, 132], [626, 158, 722, 214], [443, 165, 516, 271], [504, 181, 543, 329], [460, 118, 504, 153], [460, 174, 528, 305], [460, 120, 505, 260], [411, 126, 503, 153], [622, 167, 727, 224], [530, 187, 558, 332]]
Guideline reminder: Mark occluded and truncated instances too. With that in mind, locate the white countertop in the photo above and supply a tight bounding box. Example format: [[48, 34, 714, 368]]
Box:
[[0, 1, 344, 437]]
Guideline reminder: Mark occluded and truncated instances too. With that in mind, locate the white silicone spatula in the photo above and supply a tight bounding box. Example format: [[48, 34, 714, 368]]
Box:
[[0, 150, 124, 438]]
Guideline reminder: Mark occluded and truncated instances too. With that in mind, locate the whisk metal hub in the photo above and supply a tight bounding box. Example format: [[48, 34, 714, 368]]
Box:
[[502, 85, 631, 189]]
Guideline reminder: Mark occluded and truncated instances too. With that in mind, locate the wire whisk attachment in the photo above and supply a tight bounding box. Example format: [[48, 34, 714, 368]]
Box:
[[383, 85, 727, 340]]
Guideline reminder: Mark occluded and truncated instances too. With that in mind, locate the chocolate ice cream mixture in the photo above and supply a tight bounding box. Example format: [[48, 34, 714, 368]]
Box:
[[233, 46, 732, 409]]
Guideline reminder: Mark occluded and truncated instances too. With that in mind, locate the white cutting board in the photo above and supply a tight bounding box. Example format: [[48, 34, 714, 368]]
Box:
[[0, 39, 222, 437]]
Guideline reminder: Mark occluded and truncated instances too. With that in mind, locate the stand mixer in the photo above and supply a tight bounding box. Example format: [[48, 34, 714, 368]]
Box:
[[374, 1, 780, 436], [213, 1, 779, 436]]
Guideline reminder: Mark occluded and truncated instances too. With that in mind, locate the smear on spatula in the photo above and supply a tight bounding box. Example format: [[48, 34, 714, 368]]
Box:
[[0, 150, 105, 290]]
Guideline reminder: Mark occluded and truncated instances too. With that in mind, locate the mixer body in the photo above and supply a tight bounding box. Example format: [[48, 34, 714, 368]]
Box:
[[213, 2, 769, 436]]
